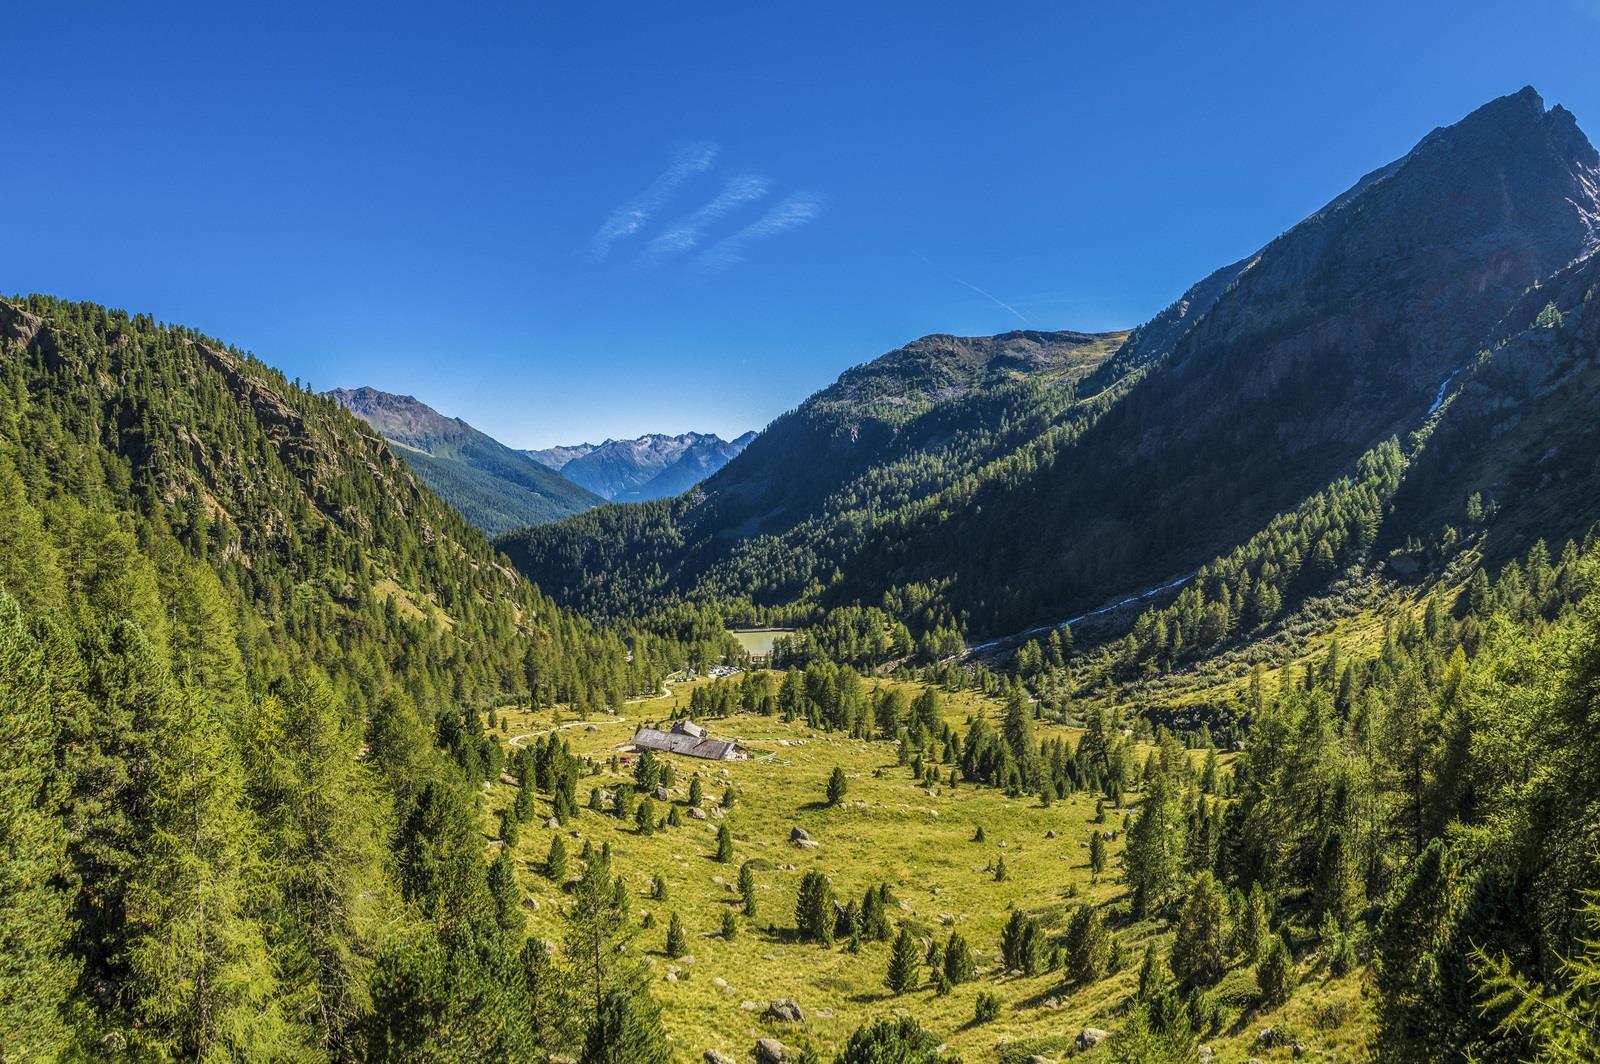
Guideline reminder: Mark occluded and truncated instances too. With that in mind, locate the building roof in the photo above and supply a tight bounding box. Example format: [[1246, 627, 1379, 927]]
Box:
[[632, 726, 743, 760]]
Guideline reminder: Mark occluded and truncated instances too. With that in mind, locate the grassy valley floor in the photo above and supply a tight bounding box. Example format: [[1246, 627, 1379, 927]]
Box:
[[484, 677, 1371, 1062]]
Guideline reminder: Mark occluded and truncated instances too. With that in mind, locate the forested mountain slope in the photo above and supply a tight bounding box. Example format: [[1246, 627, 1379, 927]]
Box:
[[329, 385, 602, 534], [501, 88, 1600, 644], [497, 329, 1128, 623], [0, 297, 676, 1059]]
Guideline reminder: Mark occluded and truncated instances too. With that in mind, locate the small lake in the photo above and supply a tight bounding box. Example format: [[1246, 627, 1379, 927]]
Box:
[[728, 628, 796, 657]]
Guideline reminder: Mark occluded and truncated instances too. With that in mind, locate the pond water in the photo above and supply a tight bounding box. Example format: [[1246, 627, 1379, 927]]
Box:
[[727, 628, 796, 657]]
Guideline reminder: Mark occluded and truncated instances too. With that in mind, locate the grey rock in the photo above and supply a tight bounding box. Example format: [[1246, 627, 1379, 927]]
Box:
[[754, 1038, 787, 1064], [704, 1051, 737, 1064], [1075, 1028, 1109, 1051], [764, 998, 804, 1022]]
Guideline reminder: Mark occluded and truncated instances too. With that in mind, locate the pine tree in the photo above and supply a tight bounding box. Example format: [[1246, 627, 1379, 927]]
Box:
[[580, 987, 670, 1064], [1089, 830, 1107, 880], [0, 593, 77, 1056], [687, 775, 703, 807], [245, 670, 395, 1050], [1062, 904, 1111, 984], [827, 766, 848, 806], [635, 796, 655, 835], [664, 912, 686, 958], [1125, 771, 1185, 914], [715, 824, 734, 863], [721, 909, 738, 941], [1233, 882, 1270, 965], [885, 926, 922, 994], [738, 863, 758, 918], [489, 849, 524, 933], [795, 871, 835, 944], [943, 932, 975, 983], [1169, 872, 1227, 986], [547, 835, 569, 882], [1258, 934, 1295, 1006], [125, 689, 292, 1058]]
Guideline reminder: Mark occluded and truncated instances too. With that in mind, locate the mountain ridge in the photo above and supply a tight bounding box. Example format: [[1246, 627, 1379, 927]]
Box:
[[327, 386, 603, 534], [525, 430, 756, 501]]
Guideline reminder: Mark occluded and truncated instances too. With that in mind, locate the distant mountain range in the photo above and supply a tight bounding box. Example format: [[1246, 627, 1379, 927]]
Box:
[[328, 387, 753, 532], [327, 387, 603, 535], [525, 431, 757, 501]]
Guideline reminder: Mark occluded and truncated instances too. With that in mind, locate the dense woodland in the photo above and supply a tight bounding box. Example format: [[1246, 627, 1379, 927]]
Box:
[[0, 297, 722, 1060]]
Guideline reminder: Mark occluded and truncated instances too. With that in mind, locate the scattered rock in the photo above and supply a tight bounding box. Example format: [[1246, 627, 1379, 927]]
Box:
[[655, 786, 671, 801], [789, 826, 812, 843], [586, 724, 600, 732], [713, 977, 728, 987], [1075, 1028, 1109, 1051], [1198, 1046, 1213, 1064], [740, 1000, 760, 1010], [545, 817, 561, 829], [1024, 1056, 1053, 1064], [794, 839, 820, 850], [689, 807, 708, 820], [704, 1051, 737, 1064], [1256, 1027, 1285, 1049], [1045, 830, 1057, 839], [764, 998, 804, 1022], [754, 1038, 787, 1064], [1292, 1044, 1308, 1058]]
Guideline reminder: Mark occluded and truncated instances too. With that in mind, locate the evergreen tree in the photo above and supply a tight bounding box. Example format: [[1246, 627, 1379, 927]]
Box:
[[1089, 830, 1107, 880], [1063, 904, 1111, 984], [1125, 771, 1185, 914], [827, 766, 848, 806], [125, 689, 292, 1059], [664, 912, 686, 958], [547, 835, 569, 882], [1258, 935, 1295, 1006], [580, 987, 670, 1064], [1169, 872, 1228, 986], [795, 871, 835, 944], [0, 593, 77, 1056], [885, 926, 922, 994], [738, 863, 758, 918], [943, 931, 975, 984], [489, 849, 524, 933], [715, 823, 734, 863]]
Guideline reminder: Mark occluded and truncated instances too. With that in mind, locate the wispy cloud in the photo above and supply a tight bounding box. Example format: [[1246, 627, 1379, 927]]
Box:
[[695, 191, 829, 273], [917, 254, 1035, 326], [637, 172, 772, 267], [583, 141, 719, 260]]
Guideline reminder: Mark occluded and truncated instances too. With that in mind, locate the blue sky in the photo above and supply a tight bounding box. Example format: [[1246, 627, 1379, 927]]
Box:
[[8, 2, 1600, 447]]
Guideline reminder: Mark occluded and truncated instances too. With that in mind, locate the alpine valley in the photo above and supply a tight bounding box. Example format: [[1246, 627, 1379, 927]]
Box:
[[6, 85, 1600, 1064]]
